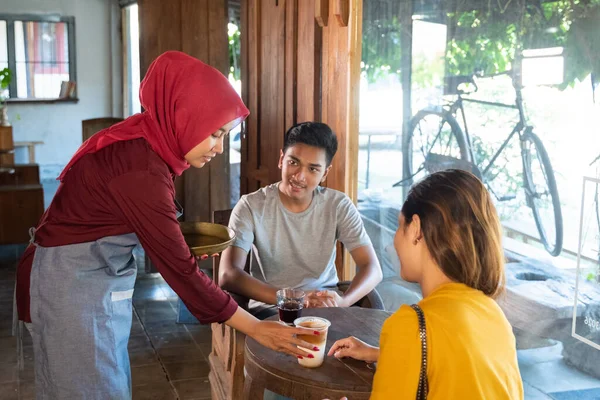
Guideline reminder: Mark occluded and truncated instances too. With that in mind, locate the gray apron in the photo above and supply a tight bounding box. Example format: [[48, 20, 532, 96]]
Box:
[[29, 231, 139, 400]]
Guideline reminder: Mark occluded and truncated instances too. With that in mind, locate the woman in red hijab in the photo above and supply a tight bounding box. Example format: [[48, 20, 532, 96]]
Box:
[[15, 51, 316, 399]]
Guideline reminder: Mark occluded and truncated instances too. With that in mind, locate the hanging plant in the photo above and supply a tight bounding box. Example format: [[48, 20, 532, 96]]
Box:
[[0, 68, 12, 126], [0, 67, 11, 104]]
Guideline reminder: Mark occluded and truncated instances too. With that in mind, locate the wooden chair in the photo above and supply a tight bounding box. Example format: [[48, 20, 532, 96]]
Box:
[[82, 117, 124, 142], [208, 209, 385, 400], [209, 209, 250, 400]]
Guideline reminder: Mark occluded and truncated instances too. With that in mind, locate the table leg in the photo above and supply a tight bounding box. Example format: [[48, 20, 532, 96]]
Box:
[[242, 372, 264, 400]]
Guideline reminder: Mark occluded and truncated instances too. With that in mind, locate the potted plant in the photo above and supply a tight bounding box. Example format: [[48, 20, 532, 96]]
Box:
[[0, 67, 12, 127]]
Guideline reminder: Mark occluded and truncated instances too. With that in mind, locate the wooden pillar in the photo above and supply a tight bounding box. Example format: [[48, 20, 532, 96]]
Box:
[[241, 0, 323, 194], [139, 0, 230, 272], [240, 0, 362, 280], [319, 0, 363, 280], [139, 0, 230, 222], [319, 0, 362, 200], [241, 0, 284, 193]]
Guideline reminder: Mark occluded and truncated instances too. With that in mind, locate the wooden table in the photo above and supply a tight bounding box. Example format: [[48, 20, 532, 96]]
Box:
[[244, 307, 392, 400], [0, 183, 44, 244]]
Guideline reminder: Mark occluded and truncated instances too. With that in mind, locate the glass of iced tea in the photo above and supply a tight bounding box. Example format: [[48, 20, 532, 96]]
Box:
[[276, 288, 305, 325], [294, 316, 331, 368]]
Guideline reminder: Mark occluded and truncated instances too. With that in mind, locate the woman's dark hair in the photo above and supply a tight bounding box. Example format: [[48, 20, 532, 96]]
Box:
[[283, 122, 338, 166], [402, 169, 505, 298]]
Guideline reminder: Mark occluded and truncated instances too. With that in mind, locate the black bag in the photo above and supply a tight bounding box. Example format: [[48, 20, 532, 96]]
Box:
[[410, 304, 429, 400]]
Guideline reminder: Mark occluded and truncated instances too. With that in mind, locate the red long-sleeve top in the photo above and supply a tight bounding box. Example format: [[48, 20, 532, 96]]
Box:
[[16, 138, 238, 324]]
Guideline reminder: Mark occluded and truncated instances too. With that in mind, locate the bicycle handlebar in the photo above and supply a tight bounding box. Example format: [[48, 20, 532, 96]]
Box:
[[445, 67, 523, 96], [478, 69, 512, 79]]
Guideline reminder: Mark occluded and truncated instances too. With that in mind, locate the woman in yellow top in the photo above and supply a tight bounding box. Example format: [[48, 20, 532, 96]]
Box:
[[328, 169, 524, 399]]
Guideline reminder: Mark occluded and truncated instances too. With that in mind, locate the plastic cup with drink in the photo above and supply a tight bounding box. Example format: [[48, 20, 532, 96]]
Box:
[[294, 316, 331, 368]]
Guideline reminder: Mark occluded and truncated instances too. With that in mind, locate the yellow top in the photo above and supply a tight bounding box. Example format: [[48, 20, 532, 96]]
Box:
[[371, 283, 523, 400]]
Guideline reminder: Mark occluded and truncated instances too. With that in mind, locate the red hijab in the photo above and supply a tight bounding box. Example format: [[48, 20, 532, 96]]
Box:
[[59, 51, 249, 181]]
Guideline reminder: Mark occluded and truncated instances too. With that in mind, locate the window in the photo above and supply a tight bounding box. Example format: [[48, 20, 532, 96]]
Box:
[[0, 14, 76, 100], [357, 1, 600, 398], [122, 4, 141, 116]]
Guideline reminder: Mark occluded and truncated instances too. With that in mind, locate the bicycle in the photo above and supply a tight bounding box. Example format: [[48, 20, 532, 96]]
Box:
[[397, 60, 563, 256]]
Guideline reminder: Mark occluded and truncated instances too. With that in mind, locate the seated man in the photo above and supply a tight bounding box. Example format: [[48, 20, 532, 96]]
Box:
[[219, 122, 383, 317]]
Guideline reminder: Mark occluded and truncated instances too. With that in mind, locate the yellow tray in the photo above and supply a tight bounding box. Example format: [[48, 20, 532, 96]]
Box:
[[180, 222, 236, 256]]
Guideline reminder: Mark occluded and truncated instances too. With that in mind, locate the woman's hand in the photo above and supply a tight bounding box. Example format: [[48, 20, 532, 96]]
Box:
[[226, 299, 320, 359], [305, 290, 347, 308], [327, 336, 380, 362], [195, 253, 220, 261], [249, 321, 323, 359]]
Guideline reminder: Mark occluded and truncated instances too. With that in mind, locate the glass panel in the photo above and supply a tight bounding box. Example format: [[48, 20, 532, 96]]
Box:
[[0, 21, 7, 64], [358, 0, 420, 316], [0, 21, 8, 99], [124, 4, 141, 116], [229, 9, 242, 206], [357, 0, 600, 398], [14, 20, 70, 98]]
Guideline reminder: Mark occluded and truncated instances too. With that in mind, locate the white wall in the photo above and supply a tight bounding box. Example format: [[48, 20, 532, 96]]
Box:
[[1, 0, 122, 180]]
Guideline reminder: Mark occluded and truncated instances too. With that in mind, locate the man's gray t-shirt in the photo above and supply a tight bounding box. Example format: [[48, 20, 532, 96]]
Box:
[[229, 182, 372, 307]]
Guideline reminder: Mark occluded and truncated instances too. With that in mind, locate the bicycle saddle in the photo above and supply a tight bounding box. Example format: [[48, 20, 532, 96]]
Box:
[[444, 75, 478, 95]]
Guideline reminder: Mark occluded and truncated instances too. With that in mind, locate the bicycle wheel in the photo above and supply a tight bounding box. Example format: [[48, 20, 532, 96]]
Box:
[[521, 130, 563, 256], [401, 110, 471, 195], [596, 184, 600, 272], [594, 181, 600, 273]]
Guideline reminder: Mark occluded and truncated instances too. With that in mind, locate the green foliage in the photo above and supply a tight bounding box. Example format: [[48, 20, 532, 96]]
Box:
[[561, 4, 600, 89], [228, 23, 241, 81], [362, 15, 402, 83], [361, 1, 600, 88], [445, 12, 518, 77], [446, 0, 600, 87], [0, 68, 11, 103]]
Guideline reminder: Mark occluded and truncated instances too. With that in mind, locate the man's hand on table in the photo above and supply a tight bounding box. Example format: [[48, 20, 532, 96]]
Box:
[[305, 290, 348, 308]]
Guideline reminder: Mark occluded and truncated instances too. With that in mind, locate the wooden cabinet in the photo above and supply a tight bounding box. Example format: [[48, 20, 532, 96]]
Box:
[[0, 164, 41, 186], [0, 184, 44, 244], [0, 126, 44, 245], [0, 126, 15, 165]]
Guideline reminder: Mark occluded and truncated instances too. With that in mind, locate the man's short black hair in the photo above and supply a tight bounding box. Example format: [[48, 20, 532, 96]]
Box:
[[282, 122, 338, 166]]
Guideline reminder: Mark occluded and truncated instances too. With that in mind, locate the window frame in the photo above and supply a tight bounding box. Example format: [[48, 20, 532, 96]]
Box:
[[0, 13, 77, 101]]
